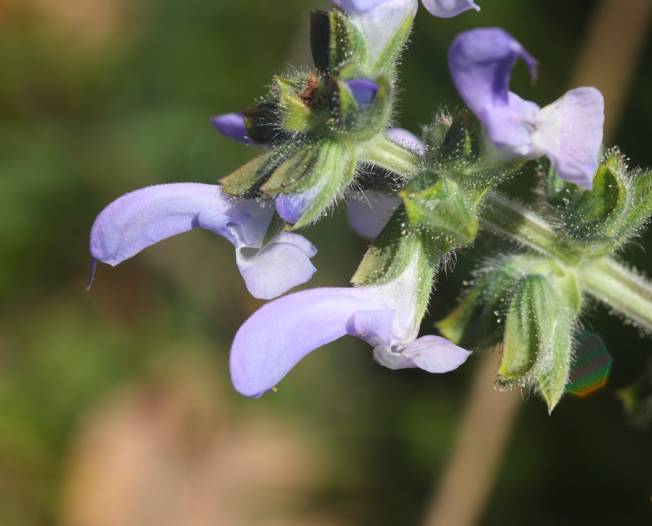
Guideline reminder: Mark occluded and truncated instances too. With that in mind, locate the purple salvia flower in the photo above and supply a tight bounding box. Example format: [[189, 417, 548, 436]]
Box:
[[274, 183, 325, 225], [331, 0, 419, 66], [346, 78, 380, 107], [211, 112, 254, 145], [346, 128, 422, 239], [386, 127, 426, 156], [449, 28, 605, 189], [347, 191, 401, 239], [90, 183, 317, 300], [230, 256, 471, 397], [331, 0, 479, 18], [422, 0, 479, 17]]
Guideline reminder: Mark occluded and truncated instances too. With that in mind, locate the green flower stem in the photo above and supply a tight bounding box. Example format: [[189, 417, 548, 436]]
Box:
[[578, 258, 652, 331], [365, 138, 652, 332]]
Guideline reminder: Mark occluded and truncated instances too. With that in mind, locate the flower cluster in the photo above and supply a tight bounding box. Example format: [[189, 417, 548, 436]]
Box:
[[87, 0, 652, 413]]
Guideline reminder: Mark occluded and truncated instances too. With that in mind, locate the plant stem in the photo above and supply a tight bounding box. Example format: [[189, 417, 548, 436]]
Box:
[[579, 258, 652, 331], [364, 138, 652, 332]]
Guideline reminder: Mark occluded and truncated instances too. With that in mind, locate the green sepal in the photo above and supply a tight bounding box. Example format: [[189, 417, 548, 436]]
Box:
[[330, 74, 392, 140], [369, 8, 415, 74], [499, 275, 558, 382], [310, 9, 368, 75], [535, 311, 573, 413], [498, 272, 575, 412], [352, 207, 419, 286], [433, 109, 481, 166], [259, 140, 357, 229], [292, 146, 357, 229], [274, 76, 319, 134], [617, 168, 652, 240], [436, 262, 521, 350], [422, 110, 516, 200], [220, 146, 298, 196], [563, 155, 627, 243], [261, 144, 322, 195], [402, 177, 479, 246]]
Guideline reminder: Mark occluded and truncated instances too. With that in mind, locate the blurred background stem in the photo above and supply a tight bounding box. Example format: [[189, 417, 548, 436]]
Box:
[[421, 1, 652, 525]]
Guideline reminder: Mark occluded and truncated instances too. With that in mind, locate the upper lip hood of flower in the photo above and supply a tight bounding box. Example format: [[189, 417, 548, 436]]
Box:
[[89, 183, 317, 300], [211, 112, 254, 145], [449, 27, 604, 189], [230, 257, 471, 398], [330, 0, 480, 18]]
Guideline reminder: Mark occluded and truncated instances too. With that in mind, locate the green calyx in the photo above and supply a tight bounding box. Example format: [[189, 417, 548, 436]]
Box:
[[401, 176, 479, 246], [221, 138, 357, 228], [236, 8, 396, 146], [351, 208, 437, 324], [438, 256, 581, 412], [552, 151, 652, 257]]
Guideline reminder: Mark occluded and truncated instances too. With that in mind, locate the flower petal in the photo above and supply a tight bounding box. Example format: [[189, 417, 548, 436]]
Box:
[[449, 28, 537, 115], [211, 112, 253, 144], [373, 345, 417, 370], [402, 335, 471, 372], [346, 191, 400, 239], [330, 0, 389, 13], [386, 127, 425, 156], [449, 28, 541, 155], [422, 0, 480, 18], [90, 183, 242, 266], [347, 308, 396, 347], [344, 0, 419, 67], [346, 78, 380, 107], [274, 187, 321, 225], [236, 234, 318, 300], [230, 287, 380, 397], [533, 87, 604, 189]]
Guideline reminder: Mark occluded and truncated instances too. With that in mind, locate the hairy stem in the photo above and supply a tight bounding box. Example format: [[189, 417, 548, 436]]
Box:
[[365, 138, 652, 331], [579, 258, 652, 331]]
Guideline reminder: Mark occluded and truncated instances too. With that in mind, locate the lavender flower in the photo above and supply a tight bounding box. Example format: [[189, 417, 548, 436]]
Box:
[[230, 255, 471, 397], [90, 183, 317, 300], [329, 0, 479, 67], [449, 28, 605, 189], [346, 78, 380, 107], [211, 113, 253, 144], [330, 0, 479, 18]]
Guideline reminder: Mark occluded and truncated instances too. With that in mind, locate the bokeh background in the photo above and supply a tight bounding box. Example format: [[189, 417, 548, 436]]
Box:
[[1, 0, 651, 525]]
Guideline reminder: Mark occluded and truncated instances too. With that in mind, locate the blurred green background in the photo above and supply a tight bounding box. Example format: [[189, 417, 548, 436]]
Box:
[[1, 1, 651, 525]]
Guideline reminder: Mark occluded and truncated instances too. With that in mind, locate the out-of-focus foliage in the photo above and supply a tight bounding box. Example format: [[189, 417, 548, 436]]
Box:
[[0, 1, 650, 525]]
